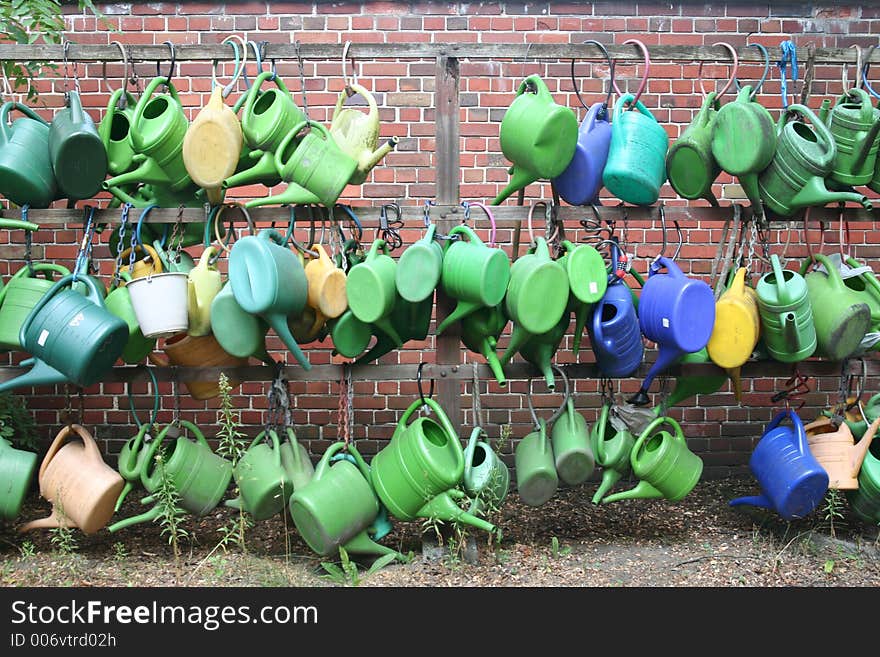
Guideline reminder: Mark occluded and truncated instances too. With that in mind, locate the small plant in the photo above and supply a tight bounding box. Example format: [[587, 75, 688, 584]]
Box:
[[217, 512, 254, 554], [824, 559, 835, 574], [112, 541, 128, 562], [550, 536, 572, 559], [48, 505, 78, 556], [153, 448, 188, 577], [495, 424, 512, 454], [216, 373, 247, 466], [820, 489, 847, 539], [320, 546, 397, 587], [18, 540, 35, 559], [0, 392, 38, 451]]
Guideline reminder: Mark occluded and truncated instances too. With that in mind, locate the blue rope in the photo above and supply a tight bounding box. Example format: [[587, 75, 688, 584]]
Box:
[[777, 40, 798, 109]]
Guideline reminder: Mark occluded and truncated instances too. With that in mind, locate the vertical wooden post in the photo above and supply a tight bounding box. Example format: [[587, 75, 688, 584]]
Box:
[[434, 55, 462, 434]]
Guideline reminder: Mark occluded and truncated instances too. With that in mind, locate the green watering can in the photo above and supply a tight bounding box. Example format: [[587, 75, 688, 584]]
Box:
[[460, 304, 509, 387], [354, 293, 433, 366], [492, 75, 578, 205], [108, 420, 233, 532], [436, 225, 510, 334], [602, 416, 703, 503], [103, 271, 156, 364], [395, 223, 443, 304], [518, 311, 569, 391], [0, 101, 57, 208], [329, 309, 373, 359], [755, 254, 817, 362], [602, 93, 669, 206], [843, 256, 880, 332], [0, 436, 38, 520], [289, 441, 406, 562], [551, 397, 595, 487], [711, 85, 776, 217], [823, 87, 880, 187], [655, 347, 727, 415], [279, 427, 315, 493], [515, 417, 558, 507], [210, 281, 270, 363], [226, 429, 294, 521], [799, 254, 871, 360], [666, 91, 721, 206], [114, 423, 153, 512], [758, 104, 871, 217], [98, 88, 138, 176], [48, 90, 108, 201], [557, 239, 607, 355], [0, 263, 71, 350], [152, 239, 195, 274], [846, 421, 880, 525], [501, 237, 569, 366], [590, 403, 636, 504], [370, 397, 497, 536], [463, 427, 510, 516], [228, 229, 311, 370], [103, 76, 193, 198], [0, 275, 128, 394], [346, 238, 404, 349]]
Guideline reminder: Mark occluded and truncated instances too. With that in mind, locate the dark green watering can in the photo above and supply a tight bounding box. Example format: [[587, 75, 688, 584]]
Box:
[[228, 229, 311, 370], [0, 263, 71, 350], [0, 275, 128, 393], [289, 441, 406, 562], [755, 254, 817, 362], [436, 225, 510, 334], [843, 256, 880, 333], [758, 104, 871, 217], [460, 304, 509, 387], [711, 86, 776, 217], [492, 75, 578, 205], [590, 403, 635, 504], [654, 347, 727, 415], [354, 293, 433, 366], [370, 397, 497, 536], [0, 101, 57, 208], [799, 253, 871, 360], [103, 76, 193, 197], [602, 416, 703, 503], [99, 88, 138, 176], [49, 90, 108, 200], [823, 87, 880, 187], [517, 311, 569, 390], [666, 91, 721, 206], [501, 237, 569, 366]]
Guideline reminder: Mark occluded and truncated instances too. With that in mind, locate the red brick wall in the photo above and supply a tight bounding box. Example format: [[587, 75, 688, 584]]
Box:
[[2, 1, 878, 477]]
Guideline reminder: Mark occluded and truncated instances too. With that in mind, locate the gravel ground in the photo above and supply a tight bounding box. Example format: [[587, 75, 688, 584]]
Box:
[[2, 475, 878, 587]]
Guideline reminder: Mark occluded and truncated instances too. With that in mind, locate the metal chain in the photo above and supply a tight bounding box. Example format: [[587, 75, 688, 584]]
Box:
[[23, 217, 34, 277], [600, 377, 614, 405], [62, 385, 73, 426], [78, 387, 85, 426], [73, 206, 96, 282], [338, 367, 349, 445], [746, 217, 758, 276], [346, 364, 354, 442], [471, 362, 483, 429], [294, 40, 310, 124], [169, 205, 185, 258], [171, 375, 180, 428], [113, 203, 131, 284]]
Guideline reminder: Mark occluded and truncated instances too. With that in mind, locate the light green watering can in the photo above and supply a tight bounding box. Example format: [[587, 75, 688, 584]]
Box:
[[601, 416, 703, 503], [114, 423, 153, 512], [103, 271, 156, 365], [99, 88, 138, 177], [590, 403, 636, 504], [279, 427, 315, 493], [289, 441, 407, 562], [345, 238, 404, 349], [823, 87, 880, 187], [551, 396, 595, 487], [0, 436, 38, 520], [517, 311, 569, 391], [755, 254, 817, 362], [463, 426, 510, 517], [557, 239, 607, 356], [799, 253, 871, 361], [226, 429, 294, 521], [501, 237, 569, 367], [370, 397, 497, 536], [515, 417, 558, 507], [210, 281, 271, 363], [492, 75, 578, 205]]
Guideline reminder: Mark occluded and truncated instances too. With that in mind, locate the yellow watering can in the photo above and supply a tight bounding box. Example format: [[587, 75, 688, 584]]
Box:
[[304, 243, 348, 319], [329, 83, 399, 186], [119, 243, 163, 280], [706, 267, 760, 401], [187, 245, 223, 337]]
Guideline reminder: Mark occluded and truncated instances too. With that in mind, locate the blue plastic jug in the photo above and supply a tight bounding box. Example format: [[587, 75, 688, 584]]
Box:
[[551, 102, 612, 206], [588, 281, 643, 378]]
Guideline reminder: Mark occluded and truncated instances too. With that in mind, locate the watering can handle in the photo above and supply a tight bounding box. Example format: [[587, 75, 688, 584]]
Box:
[[613, 93, 653, 122], [766, 408, 807, 450], [517, 74, 552, 101], [446, 224, 481, 247], [19, 274, 104, 348], [649, 255, 682, 278], [243, 70, 292, 117], [366, 238, 390, 260], [38, 424, 100, 484], [399, 398, 463, 466], [463, 426, 482, 476], [631, 416, 684, 466], [780, 104, 836, 166], [0, 101, 50, 137], [770, 255, 788, 298], [0, 218, 40, 232], [837, 87, 875, 126], [131, 76, 181, 146], [258, 228, 287, 247], [66, 90, 85, 124], [315, 441, 348, 478], [274, 120, 328, 172], [808, 252, 850, 292]]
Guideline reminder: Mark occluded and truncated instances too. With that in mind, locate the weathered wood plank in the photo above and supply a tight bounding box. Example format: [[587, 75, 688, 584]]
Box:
[[0, 43, 874, 64]]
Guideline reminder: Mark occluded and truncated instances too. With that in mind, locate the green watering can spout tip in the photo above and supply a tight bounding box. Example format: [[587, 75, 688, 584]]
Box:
[[490, 165, 540, 206], [417, 492, 497, 536], [481, 339, 507, 387], [224, 497, 243, 510], [0, 358, 69, 394], [790, 177, 873, 212], [114, 482, 134, 513], [343, 531, 407, 562], [591, 469, 623, 504], [244, 182, 322, 209], [601, 480, 665, 504], [270, 317, 312, 371], [106, 503, 164, 533]]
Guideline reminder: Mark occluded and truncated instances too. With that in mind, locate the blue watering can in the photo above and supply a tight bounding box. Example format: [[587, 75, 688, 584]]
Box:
[[729, 409, 829, 521], [551, 102, 612, 206], [628, 256, 715, 406], [588, 280, 643, 378]]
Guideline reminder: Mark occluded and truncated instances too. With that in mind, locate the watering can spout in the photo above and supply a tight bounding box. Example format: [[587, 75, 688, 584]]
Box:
[[223, 150, 279, 190], [629, 345, 683, 407], [788, 178, 873, 213], [106, 501, 165, 533], [852, 417, 880, 475], [728, 493, 773, 510], [480, 337, 507, 387], [0, 358, 69, 394], [272, 319, 313, 371], [18, 512, 66, 533], [499, 324, 533, 368], [782, 311, 802, 350], [418, 491, 498, 536], [343, 531, 408, 562], [244, 182, 322, 208], [490, 165, 540, 206], [359, 136, 399, 178], [115, 482, 135, 512], [591, 468, 623, 504], [601, 479, 664, 503], [103, 154, 171, 191]]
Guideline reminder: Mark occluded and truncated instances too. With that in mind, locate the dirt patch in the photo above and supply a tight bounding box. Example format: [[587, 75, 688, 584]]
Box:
[[2, 475, 878, 587]]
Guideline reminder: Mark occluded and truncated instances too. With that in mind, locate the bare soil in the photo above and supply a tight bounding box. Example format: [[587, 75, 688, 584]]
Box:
[[2, 475, 878, 588]]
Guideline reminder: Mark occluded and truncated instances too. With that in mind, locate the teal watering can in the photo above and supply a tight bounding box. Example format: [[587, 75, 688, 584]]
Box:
[[49, 90, 108, 201], [0, 101, 58, 208], [463, 427, 510, 516], [755, 254, 816, 362]]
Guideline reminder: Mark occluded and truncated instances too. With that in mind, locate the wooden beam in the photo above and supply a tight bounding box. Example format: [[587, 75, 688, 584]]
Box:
[[0, 43, 874, 65]]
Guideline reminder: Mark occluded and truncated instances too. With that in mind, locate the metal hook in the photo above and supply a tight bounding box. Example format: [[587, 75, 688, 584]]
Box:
[[157, 40, 177, 85], [734, 42, 770, 100], [336, 204, 363, 241], [342, 40, 358, 91], [842, 44, 864, 93], [103, 40, 130, 97], [213, 35, 247, 98], [416, 362, 434, 410], [862, 45, 880, 100], [570, 40, 615, 114], [613, 39, 651, 109], [525, 365, 571, 429], [462, 201, 497, 248], [698, 42, 740, 100], [286, 206, 320, 259]]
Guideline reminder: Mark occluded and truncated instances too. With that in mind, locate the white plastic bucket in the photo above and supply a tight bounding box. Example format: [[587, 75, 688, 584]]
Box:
[[126, 272, 189, 338]]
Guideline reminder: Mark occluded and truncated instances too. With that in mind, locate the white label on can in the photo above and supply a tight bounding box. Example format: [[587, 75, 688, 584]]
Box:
[[37, 329, 49, 347], [68, 312, 84, 328], [662, 317, 670, 328], [589, 281, 598, 294]]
